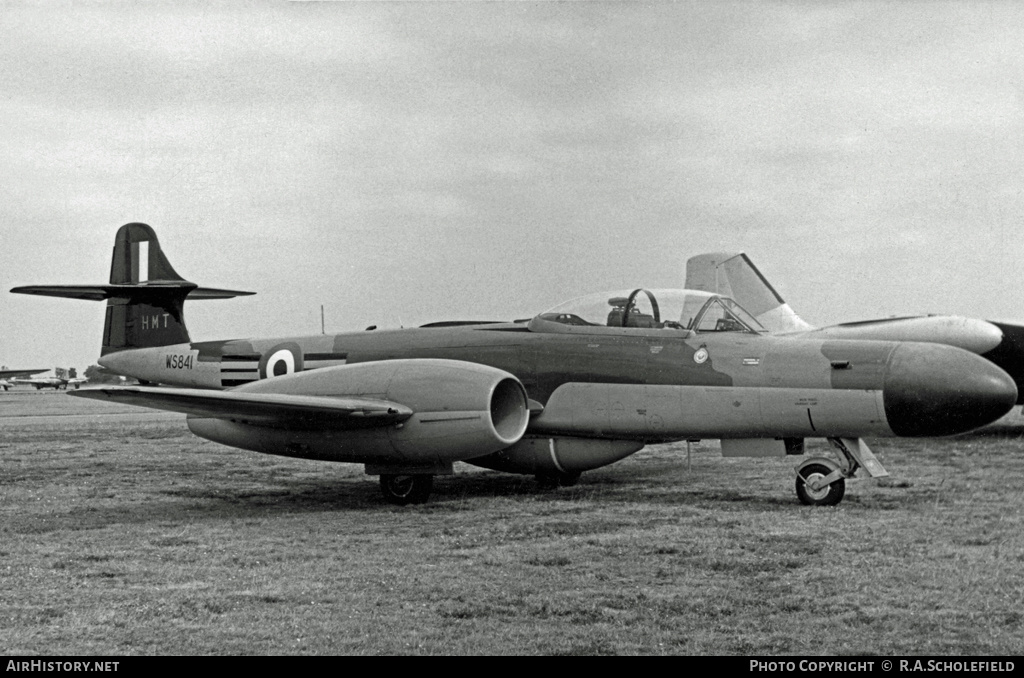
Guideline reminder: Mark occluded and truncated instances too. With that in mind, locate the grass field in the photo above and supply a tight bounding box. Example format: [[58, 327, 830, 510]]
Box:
[[2, 390, 1022, 655]]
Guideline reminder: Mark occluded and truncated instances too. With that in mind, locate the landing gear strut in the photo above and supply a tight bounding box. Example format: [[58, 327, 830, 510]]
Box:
[[794, 437, 889, 507], [379, 474, 433, 505]]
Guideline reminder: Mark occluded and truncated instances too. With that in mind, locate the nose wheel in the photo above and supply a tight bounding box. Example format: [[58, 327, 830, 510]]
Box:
[[795, 461, 846, 506], [793, 437, 889, 506]]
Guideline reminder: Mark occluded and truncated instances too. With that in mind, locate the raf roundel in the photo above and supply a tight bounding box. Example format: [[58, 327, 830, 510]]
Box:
[[259, 343, 304, 379], [693, 347, 709, 364]]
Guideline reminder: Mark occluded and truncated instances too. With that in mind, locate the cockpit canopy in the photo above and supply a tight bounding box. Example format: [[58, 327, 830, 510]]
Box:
[[529, 288, 766, 335]]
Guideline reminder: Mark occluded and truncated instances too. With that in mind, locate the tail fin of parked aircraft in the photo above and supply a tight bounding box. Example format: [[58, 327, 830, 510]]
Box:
[[11, 223, 254, 354], [684, 252, 814, 333]]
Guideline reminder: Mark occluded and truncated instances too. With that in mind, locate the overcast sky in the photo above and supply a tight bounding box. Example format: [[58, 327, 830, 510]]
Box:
[[3, 2, 1024, 373]]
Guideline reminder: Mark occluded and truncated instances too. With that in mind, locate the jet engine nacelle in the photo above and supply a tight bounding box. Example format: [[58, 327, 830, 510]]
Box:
[[186, 359, 530, 469]]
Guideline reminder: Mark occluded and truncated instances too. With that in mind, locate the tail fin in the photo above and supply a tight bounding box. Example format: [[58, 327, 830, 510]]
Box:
[[684, 252, 814, 333], [11, 223, 254, 354], [109, 221, 186, 284]]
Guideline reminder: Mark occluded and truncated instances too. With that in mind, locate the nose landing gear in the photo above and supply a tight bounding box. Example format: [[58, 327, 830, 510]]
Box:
[[794, 437, 889, 507]]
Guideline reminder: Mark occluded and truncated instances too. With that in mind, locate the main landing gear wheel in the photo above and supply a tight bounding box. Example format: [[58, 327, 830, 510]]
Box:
[[795, 462, 846, 507], [535, 471, 582, 489], [379, 474, 433, 505]]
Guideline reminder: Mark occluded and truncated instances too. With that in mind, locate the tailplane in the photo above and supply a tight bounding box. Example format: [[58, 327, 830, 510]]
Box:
[[684, 252, 813, 333], [12, 223, 254, 354]]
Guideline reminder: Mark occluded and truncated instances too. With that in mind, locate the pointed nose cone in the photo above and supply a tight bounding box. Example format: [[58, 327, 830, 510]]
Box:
[[884, 343, 1017, 437]]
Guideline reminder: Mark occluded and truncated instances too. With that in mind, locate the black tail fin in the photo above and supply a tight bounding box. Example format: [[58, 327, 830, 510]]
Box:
[[109, 222, 186, 285], [11, 223, 254, 355], [102, 223, 196, 354]]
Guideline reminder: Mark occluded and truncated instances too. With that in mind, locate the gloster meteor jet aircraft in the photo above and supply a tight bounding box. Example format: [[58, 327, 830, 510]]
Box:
[[685, 252, 1024, 413], [11, 224, 1018, 506], [10, 367, 86, 390]]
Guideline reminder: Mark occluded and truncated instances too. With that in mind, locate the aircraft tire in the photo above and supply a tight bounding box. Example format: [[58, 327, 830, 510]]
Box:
[[379, 474, 433, 505], [535, 471, 581, 489], [795, 462, 845, 507]]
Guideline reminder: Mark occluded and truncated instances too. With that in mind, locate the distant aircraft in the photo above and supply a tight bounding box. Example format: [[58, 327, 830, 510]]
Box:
[[9, 367, 87, 390], [57, 368, 87, 389], [0, 367, 48, 391], [11, 373, 65, 390], [685, 252, 1024, 411], [10, 224, 1018, 506]]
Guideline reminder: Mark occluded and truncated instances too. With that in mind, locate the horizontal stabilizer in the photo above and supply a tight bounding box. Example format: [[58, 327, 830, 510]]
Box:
[[70, 386, 413, 429], [11, 284, 254, 302], [187, 287, 257, 300]]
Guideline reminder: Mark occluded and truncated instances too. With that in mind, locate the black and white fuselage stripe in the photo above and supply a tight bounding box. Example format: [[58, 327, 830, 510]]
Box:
[[219, 353, 347, 388], [220, 354, 260, 388]]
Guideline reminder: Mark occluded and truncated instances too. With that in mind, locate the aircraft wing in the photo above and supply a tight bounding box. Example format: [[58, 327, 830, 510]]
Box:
[[0, 368, 48, 379], [70, 386, 413, 429]]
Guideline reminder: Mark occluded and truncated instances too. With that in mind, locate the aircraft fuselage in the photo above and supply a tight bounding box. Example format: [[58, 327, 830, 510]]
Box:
[[97, 322, 1015, 448]]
